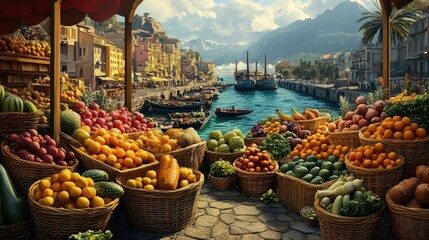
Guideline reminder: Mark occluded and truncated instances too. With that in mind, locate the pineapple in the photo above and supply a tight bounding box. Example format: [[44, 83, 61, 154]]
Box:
[[94, 90, 114, 112], [367, 86, 386, 105], [80, 88, 95, 107], [338, 95, 354, 118]]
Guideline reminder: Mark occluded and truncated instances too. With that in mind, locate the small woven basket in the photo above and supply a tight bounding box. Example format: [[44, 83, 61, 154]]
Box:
[[28, 180, 119, 240], [116, 164, 204, 233], [208, 173, 235, 191], [297, 116, 327, 133], [345, 153, 404, 197], [201, 149, 243, 172], [276, 172, 334, 212], [314, 198, 384, 240], [0, 141, 79, 196], [327, 127, 366, 148], [70, 145, 155, 181], [234, 159, 278, 197], [359, 131, 429, 179], [300, 206, 319, 227], [244, 137, 267, 146], [0, 218, 34, 240], [386, 188, 429, 240], [0, 111, 42, 140]]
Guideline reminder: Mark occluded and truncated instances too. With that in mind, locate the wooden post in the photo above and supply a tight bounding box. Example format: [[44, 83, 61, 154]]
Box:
[[49, 0, 61, 143], [380, 0, 392, 98]]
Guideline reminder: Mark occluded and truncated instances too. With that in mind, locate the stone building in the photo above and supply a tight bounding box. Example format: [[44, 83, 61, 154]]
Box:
[[406, 11, 429, 81]]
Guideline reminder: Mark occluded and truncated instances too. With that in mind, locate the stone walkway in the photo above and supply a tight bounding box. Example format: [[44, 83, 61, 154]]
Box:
[[108, 177, 321, 240]]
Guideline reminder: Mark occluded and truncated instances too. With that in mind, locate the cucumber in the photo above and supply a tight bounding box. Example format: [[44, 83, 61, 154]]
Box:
[[82, 169, 109, 182], [332, 195, 343, 215], [94, 181, 124, 199], [320, 197, 331, 207], [342, 194, 350, 206]]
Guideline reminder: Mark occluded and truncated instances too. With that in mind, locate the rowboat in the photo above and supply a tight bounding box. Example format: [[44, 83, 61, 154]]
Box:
[[169, 111, 211, 130], [215, 108, 253, 117]]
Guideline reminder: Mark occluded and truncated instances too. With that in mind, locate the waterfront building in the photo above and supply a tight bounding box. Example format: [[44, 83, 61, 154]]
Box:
[[275, 61, 293, 78], [350, 44, 382, 87], [197, 61, 216, 82], [180, 49, 199, 80]]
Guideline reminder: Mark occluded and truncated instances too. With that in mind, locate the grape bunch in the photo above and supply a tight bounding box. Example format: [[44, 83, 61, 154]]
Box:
[[249, 123, 267, 137], [281, 121, 304, 133]]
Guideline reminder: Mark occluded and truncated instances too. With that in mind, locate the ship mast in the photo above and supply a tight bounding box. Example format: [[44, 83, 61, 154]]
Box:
[[255, 61, 258, 80], [246, 51, 250, 79], [264, 54, 267, 79], [235, 58, 237, 80]]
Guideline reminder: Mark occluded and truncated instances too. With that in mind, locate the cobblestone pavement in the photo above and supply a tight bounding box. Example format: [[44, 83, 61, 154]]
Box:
[[109, 177, 322, 240]]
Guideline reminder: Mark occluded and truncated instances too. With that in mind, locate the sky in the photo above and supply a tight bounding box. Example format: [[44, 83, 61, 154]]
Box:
[[136, 0, 373, 45]]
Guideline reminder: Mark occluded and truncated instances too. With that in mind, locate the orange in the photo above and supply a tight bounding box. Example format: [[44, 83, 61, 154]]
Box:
[[130, 143, 140, 152], [388, 152, 398, 161], [321, 144, 328, 152], [363, 159, 372, 168], [368, 124, 377, 133], [363, 131, 371, 138], [100, 145, 112, 155], [410, 123, 419, 132], [306, 149, 313, 155], [133, 157, 143, 166], [110, 137, 119, 147], [392, 116, 402, 122], [386, 121, 394, 130], [394, 121, 405, 132], [87, 141, 101, 155], [94, 136, 106, 145], [383, 159, 391, 167], [364, 149, 373, 159], [117, 158, 124, 166], [125, 150, 135, 159], [415, 128, 427, 138], [355, 151, 363, 161], [348, 152, 356, 161], [106, 154, 117, 166], [393, 131, 403, 139], [384, 117, 393, 122], [321, 152, 329, 159], [383, 129, 394, 139], [403, 130, 414, 140], [82, 187, 96, 199], [374, 143, 384, 153], [341, 146, 350, 154], [124, 157, 134, 168], [115, 148, 126, 158], [113, 163, 122, 170], [356, 146, 364, 153], [335, 145, 343, 151], [402, 117, 411, 126], [122, 142, 131, 151], [371, 160, 379, 168], [97, 154, 107, 162], [332, 149, 341, 158], [386, 165, 393, 170]]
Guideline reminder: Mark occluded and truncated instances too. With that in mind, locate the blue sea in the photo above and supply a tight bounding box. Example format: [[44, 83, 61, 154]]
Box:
[[196, 77, 338, 140]]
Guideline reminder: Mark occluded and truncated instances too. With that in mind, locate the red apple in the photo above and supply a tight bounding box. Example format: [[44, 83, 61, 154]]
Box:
[[90, 103, 99, 111], [83, 118, 92, 126], [90, 126, 99, 131], [117, 114, 127, 123], [82, 110, 92, 119], [105, 121, 113, 129], [96, 118, 106, 126], [98, 109, 106, 118], [135, 113, 144, 122], [113, 120, 122, 128], [147, 122, 154, 128], [141, 118, 147, 124]]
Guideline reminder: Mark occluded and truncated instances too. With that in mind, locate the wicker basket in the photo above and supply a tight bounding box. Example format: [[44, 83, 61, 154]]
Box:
[[297, 116, 327, 133], [345, 153, 404, 197], [0, 111, 42, 140], [386, 188, 429, 240], [208, 173, 235, 191], [60, 132, 82, 148], [314, 198, 384, 240], [327, 127, 366, 148], [28, 180, 119, 240], [0, 219, 34, 240], [70, 145, 156, 181], [234, 159, 278, 197], [144, 141, 206, 170], [244, 137, 267, 146], [276, 172, 334, 212], [0, 141, 79, 196], [201, 149, 243, 173], [300, 206, 319, 227], [116, 164, 204, 233], [359, 131, 429, 179]]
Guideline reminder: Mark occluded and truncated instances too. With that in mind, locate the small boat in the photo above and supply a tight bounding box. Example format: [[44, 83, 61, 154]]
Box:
[[141, 100, 208, 114], [215, 107, 253, 117], [149, 118, 175, 131], [169, 111, 211, 130]]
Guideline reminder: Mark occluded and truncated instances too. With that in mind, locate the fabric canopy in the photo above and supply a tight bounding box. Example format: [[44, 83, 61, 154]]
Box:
[[0, 0, 139, 34], [149, 77, 169, 82]]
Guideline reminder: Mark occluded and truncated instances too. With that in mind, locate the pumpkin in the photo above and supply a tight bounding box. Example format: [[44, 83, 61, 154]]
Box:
[[405, 199, 423, 209], [389, 177, 420, 205], [416, 165, 429, 184], [415, 183, 429, 207], [158, 155, 180, 190]]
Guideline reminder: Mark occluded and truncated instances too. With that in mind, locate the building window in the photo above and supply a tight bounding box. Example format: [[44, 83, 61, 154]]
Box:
[[79, 47, 86, 56], [60, 44, 68, 55], [61, 65, 67, 72]]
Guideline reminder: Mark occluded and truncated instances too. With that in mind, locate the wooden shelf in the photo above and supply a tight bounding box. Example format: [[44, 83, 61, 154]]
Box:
[[0, 52, 50, 65]]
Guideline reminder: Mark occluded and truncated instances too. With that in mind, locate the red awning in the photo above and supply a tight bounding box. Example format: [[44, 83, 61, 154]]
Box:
[[0, 0, 138, 34]]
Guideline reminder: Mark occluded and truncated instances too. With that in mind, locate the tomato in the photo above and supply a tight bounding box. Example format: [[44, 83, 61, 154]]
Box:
[[262, 167, 268, 172], [255, 166, 261, 172], [242, 158, 249, 165], [262, 153, 269, 160], [245, 150, 250, 156], [236, 162, 242, 169], [248, 168, 255, 172], [260, 160, 269, 167], [256, 152, 263, 158], [247, 162, 255, 168], [268, 165, 275, 171]]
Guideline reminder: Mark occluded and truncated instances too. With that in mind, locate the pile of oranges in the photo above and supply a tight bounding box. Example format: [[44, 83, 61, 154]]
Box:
[[77, 128, 156, 171], [362, 116, 427, 140], [289, 124, 350, 162], [347, 143, 402, 170]]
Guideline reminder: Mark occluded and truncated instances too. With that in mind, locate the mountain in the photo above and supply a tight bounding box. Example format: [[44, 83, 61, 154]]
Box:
[[212, 0, 366, 65], [181, 39, 247, 62]]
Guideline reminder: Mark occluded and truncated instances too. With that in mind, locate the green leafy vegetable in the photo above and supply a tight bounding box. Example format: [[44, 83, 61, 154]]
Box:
[[209, 159, 235, 177], [68, 230, 113, 240], [260, 189, 279, 204], [339, 191, 383, 217], [261, 132, 291, 161], [385, 93, 429, 131]]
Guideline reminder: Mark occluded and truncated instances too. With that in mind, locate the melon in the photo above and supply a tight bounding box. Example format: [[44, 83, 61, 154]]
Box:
[[60, 109, 81, 135], [1, 95, 23, 112]]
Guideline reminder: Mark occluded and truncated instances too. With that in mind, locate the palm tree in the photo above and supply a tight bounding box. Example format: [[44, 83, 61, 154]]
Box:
[[357, 1, 421, 46]]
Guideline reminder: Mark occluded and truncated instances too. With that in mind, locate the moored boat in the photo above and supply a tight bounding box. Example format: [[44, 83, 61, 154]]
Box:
[[255, 54, 278, 90], [215, 107, 253, 117], [234, 51, 255, 91], [141, 100, 208, 114], [169, 111, 211, 130]]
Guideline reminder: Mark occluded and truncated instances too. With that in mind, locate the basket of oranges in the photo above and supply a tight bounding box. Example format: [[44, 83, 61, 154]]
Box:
[[359, 116, 429, 179]]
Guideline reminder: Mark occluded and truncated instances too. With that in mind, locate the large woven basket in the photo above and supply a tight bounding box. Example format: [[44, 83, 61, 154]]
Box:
[[297, 116, 327, 133], [234, 159, 278, 197], [0, 218, 34, 240], [144, 141, 206, 170], [0, 141, 79, 196], [327, 127, 366, 148], [28, 180, 119, 240], [60, 132, 82, 148], [276, 172, 334, 212], [116, 164, 204, 233], [0, 111, 42, 140], [208, 173, 235, 191], [70, 145, 155, 181], [314, 198, 384, 240], [345, 153, 404, 197], [359, 131, 429, 179], [201, 149, 243, 173], [244, 137, 267, 146], [386, 188, 429, 240]]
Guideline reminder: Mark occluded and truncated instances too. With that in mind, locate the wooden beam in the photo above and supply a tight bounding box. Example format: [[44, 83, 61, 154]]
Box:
[[49, 0, 61, 143], [124, 0, 144, 110], [380, 0, 392, 98]]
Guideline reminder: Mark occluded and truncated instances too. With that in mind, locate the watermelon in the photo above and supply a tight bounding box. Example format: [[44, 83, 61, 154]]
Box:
[[1, 95, 24, 112]]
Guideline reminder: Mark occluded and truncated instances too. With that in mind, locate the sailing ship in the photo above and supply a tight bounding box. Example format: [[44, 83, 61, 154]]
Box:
[[255, 54, 278, 90], [234, 51, 255, 91]]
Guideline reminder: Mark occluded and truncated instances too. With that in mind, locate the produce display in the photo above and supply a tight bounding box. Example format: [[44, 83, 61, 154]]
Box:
[[206, 129, 245, 153], [279, 154, 349, 184], [0, 36, 50, 57], [316, 175, 383, 217], [0, 84, 38, 113], [16, 88, 50, 108], [33, 169, 123, 208], [6, 129, 77, 166], [260, 189, 279, 204], [328, 96, 388, 133], [169, 111, 206, 125], [125, 155, 197, 190], [388, 165, 429, 208], [347, 143, 402, 169], [361, 116, 427, 140], [385, 93, 429, 131], [209, 159, 235, 178], [0, 164, 30, 225], [260, 132, 291, 161], [137, 127, 202, 153], [68, 230, 113, 240], [74, 128, 156, 171], [275, 107, 323, 121], [234, 144, 277, 173]]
